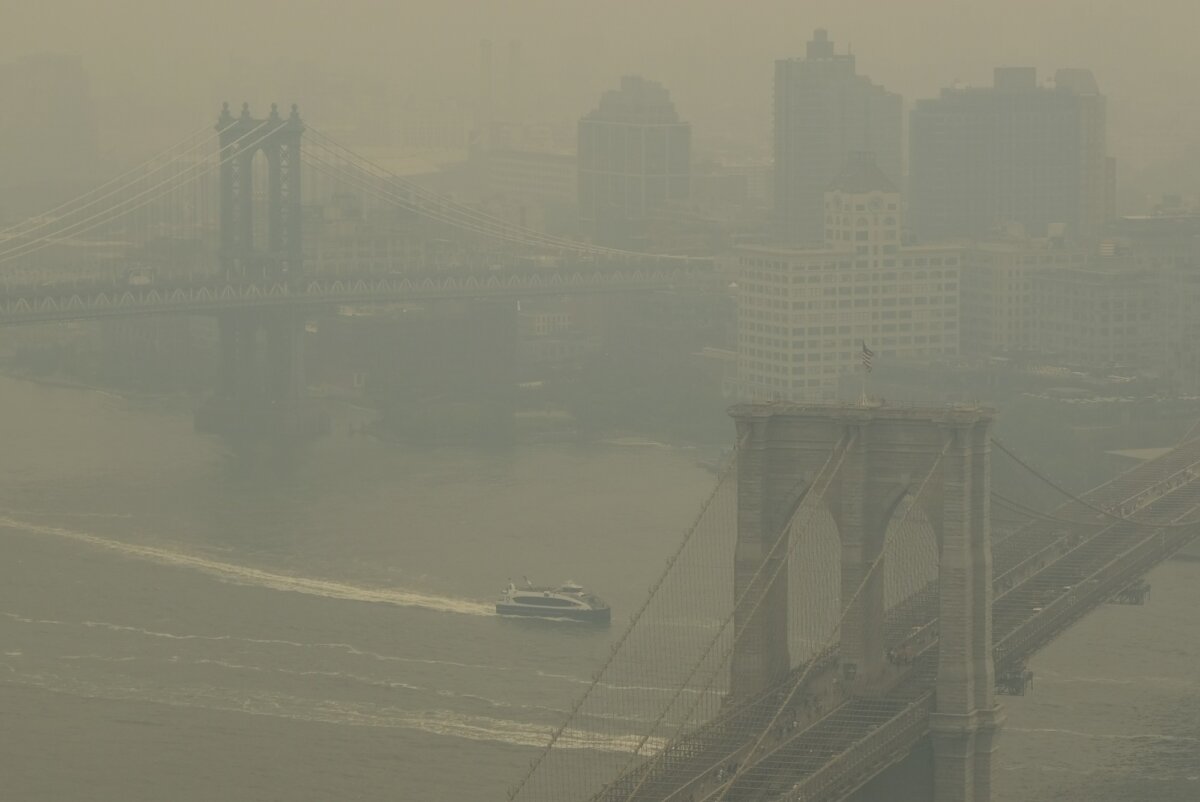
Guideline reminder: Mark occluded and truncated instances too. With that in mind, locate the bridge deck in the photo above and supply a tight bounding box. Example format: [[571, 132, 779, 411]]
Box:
[[0, 264, 715, 326]]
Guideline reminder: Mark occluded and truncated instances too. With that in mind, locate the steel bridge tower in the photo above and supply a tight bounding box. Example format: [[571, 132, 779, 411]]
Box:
[[196, 102, 326, 442]]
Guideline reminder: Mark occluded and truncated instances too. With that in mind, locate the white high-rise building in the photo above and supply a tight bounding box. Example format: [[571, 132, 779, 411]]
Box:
[[736, 153, 961, 401]]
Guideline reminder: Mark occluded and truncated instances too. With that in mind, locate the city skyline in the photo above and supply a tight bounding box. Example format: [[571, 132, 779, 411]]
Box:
[[3, 1, 1199, 209]]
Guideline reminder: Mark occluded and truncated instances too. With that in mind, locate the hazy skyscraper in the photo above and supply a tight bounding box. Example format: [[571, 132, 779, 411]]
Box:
[[0, 53, 97, 193], [910, 67, 1109, 242], [577, 76, 691, 249], [772, 29, 902, 245]]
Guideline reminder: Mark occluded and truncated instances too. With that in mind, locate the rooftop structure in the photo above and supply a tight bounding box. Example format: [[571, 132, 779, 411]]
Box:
[[773, 30, 902, 244]]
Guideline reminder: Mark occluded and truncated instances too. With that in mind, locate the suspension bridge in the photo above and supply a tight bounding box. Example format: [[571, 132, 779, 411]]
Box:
[[0, 103, 713, 437], [506, 403, 1200, 802]]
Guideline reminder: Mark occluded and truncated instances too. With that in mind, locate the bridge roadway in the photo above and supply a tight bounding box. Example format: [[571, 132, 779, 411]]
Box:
[[596, 437, 1200, 802], [0, 262, 714, 326]]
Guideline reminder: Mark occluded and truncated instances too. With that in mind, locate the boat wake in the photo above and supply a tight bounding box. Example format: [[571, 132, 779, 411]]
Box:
[[0, 515, 493, 616], [4, 611, 694, 701], [0, 660, 662, 753]]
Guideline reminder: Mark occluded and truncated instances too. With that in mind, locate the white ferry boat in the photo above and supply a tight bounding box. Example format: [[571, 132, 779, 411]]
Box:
[[497, 580, 611, 624]]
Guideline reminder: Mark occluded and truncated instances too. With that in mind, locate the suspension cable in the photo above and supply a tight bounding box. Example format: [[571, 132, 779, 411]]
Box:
[[612, 433, 856, 802], [0, 120, 283, 267], [301, 149, 579, 253], [701, 444, 948, 802], [990, 492, 1107, 528], [306, 127, 699, 262], [305, 129, 610, 257], [0, 122, 218, 240], [990, 436, 1200, 529], [303, 146, 700, 269], [505, 434, 749, 802]]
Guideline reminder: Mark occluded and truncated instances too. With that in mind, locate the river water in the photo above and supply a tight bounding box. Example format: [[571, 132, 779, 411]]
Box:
[[0, 374, 1195, 800]]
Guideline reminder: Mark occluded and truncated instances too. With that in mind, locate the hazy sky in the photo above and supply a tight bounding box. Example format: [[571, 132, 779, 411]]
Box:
[[5, 0, 1198, 193]]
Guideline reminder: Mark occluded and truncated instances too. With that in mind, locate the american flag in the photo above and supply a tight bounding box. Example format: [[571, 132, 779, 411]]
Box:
[[861, 342, 875, 373]]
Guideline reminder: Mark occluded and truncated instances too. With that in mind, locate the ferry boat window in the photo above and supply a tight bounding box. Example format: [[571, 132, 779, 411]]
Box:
[[518, 596, 577, 606]]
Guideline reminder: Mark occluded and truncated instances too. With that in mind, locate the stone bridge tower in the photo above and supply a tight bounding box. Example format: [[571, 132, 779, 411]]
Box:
[[730, 402, 1001, 802], [216, 101, 304, 280], [196, 103, 325, 443]]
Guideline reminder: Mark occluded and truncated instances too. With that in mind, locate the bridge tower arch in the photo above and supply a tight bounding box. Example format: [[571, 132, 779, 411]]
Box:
[[731, 402, 1001, 802], [216, 101, 304, 280]]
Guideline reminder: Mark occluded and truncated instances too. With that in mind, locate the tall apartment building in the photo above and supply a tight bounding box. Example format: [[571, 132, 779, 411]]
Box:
[[577, 76, 691, 249], [910, 67, 1109, 243], [773, 29, 902, 245], [737, 153, 960, 402]]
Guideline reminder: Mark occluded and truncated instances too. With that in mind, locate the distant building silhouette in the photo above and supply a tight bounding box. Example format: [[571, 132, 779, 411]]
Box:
[[960, 232, 1089, 358], [773, 29, 902, 245], [577, 76, 691, 249], [0, 53, 97, 207], [910, 67, 1110, 243]]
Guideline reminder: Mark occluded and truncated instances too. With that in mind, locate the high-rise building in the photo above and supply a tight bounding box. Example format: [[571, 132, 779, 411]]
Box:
[[577, 76, 691, 249], [737, 153, 960, 402], [773, 29, 902, 245], [910, 67, 1109, 243]]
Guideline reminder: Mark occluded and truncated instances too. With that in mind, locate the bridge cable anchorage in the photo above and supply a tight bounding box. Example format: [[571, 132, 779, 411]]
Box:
[[304, 127, 704, 264], [599, 432, 858, 802], [503, 434, 751, 802], [991, 436, 1200, 530], [697, 444, 949, 802], [0, 119, 288, 267], [0, 122, 220, 243]]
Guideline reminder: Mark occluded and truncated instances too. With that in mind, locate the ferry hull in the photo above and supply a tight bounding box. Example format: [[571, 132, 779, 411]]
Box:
[[496, 603, 611, 624]]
